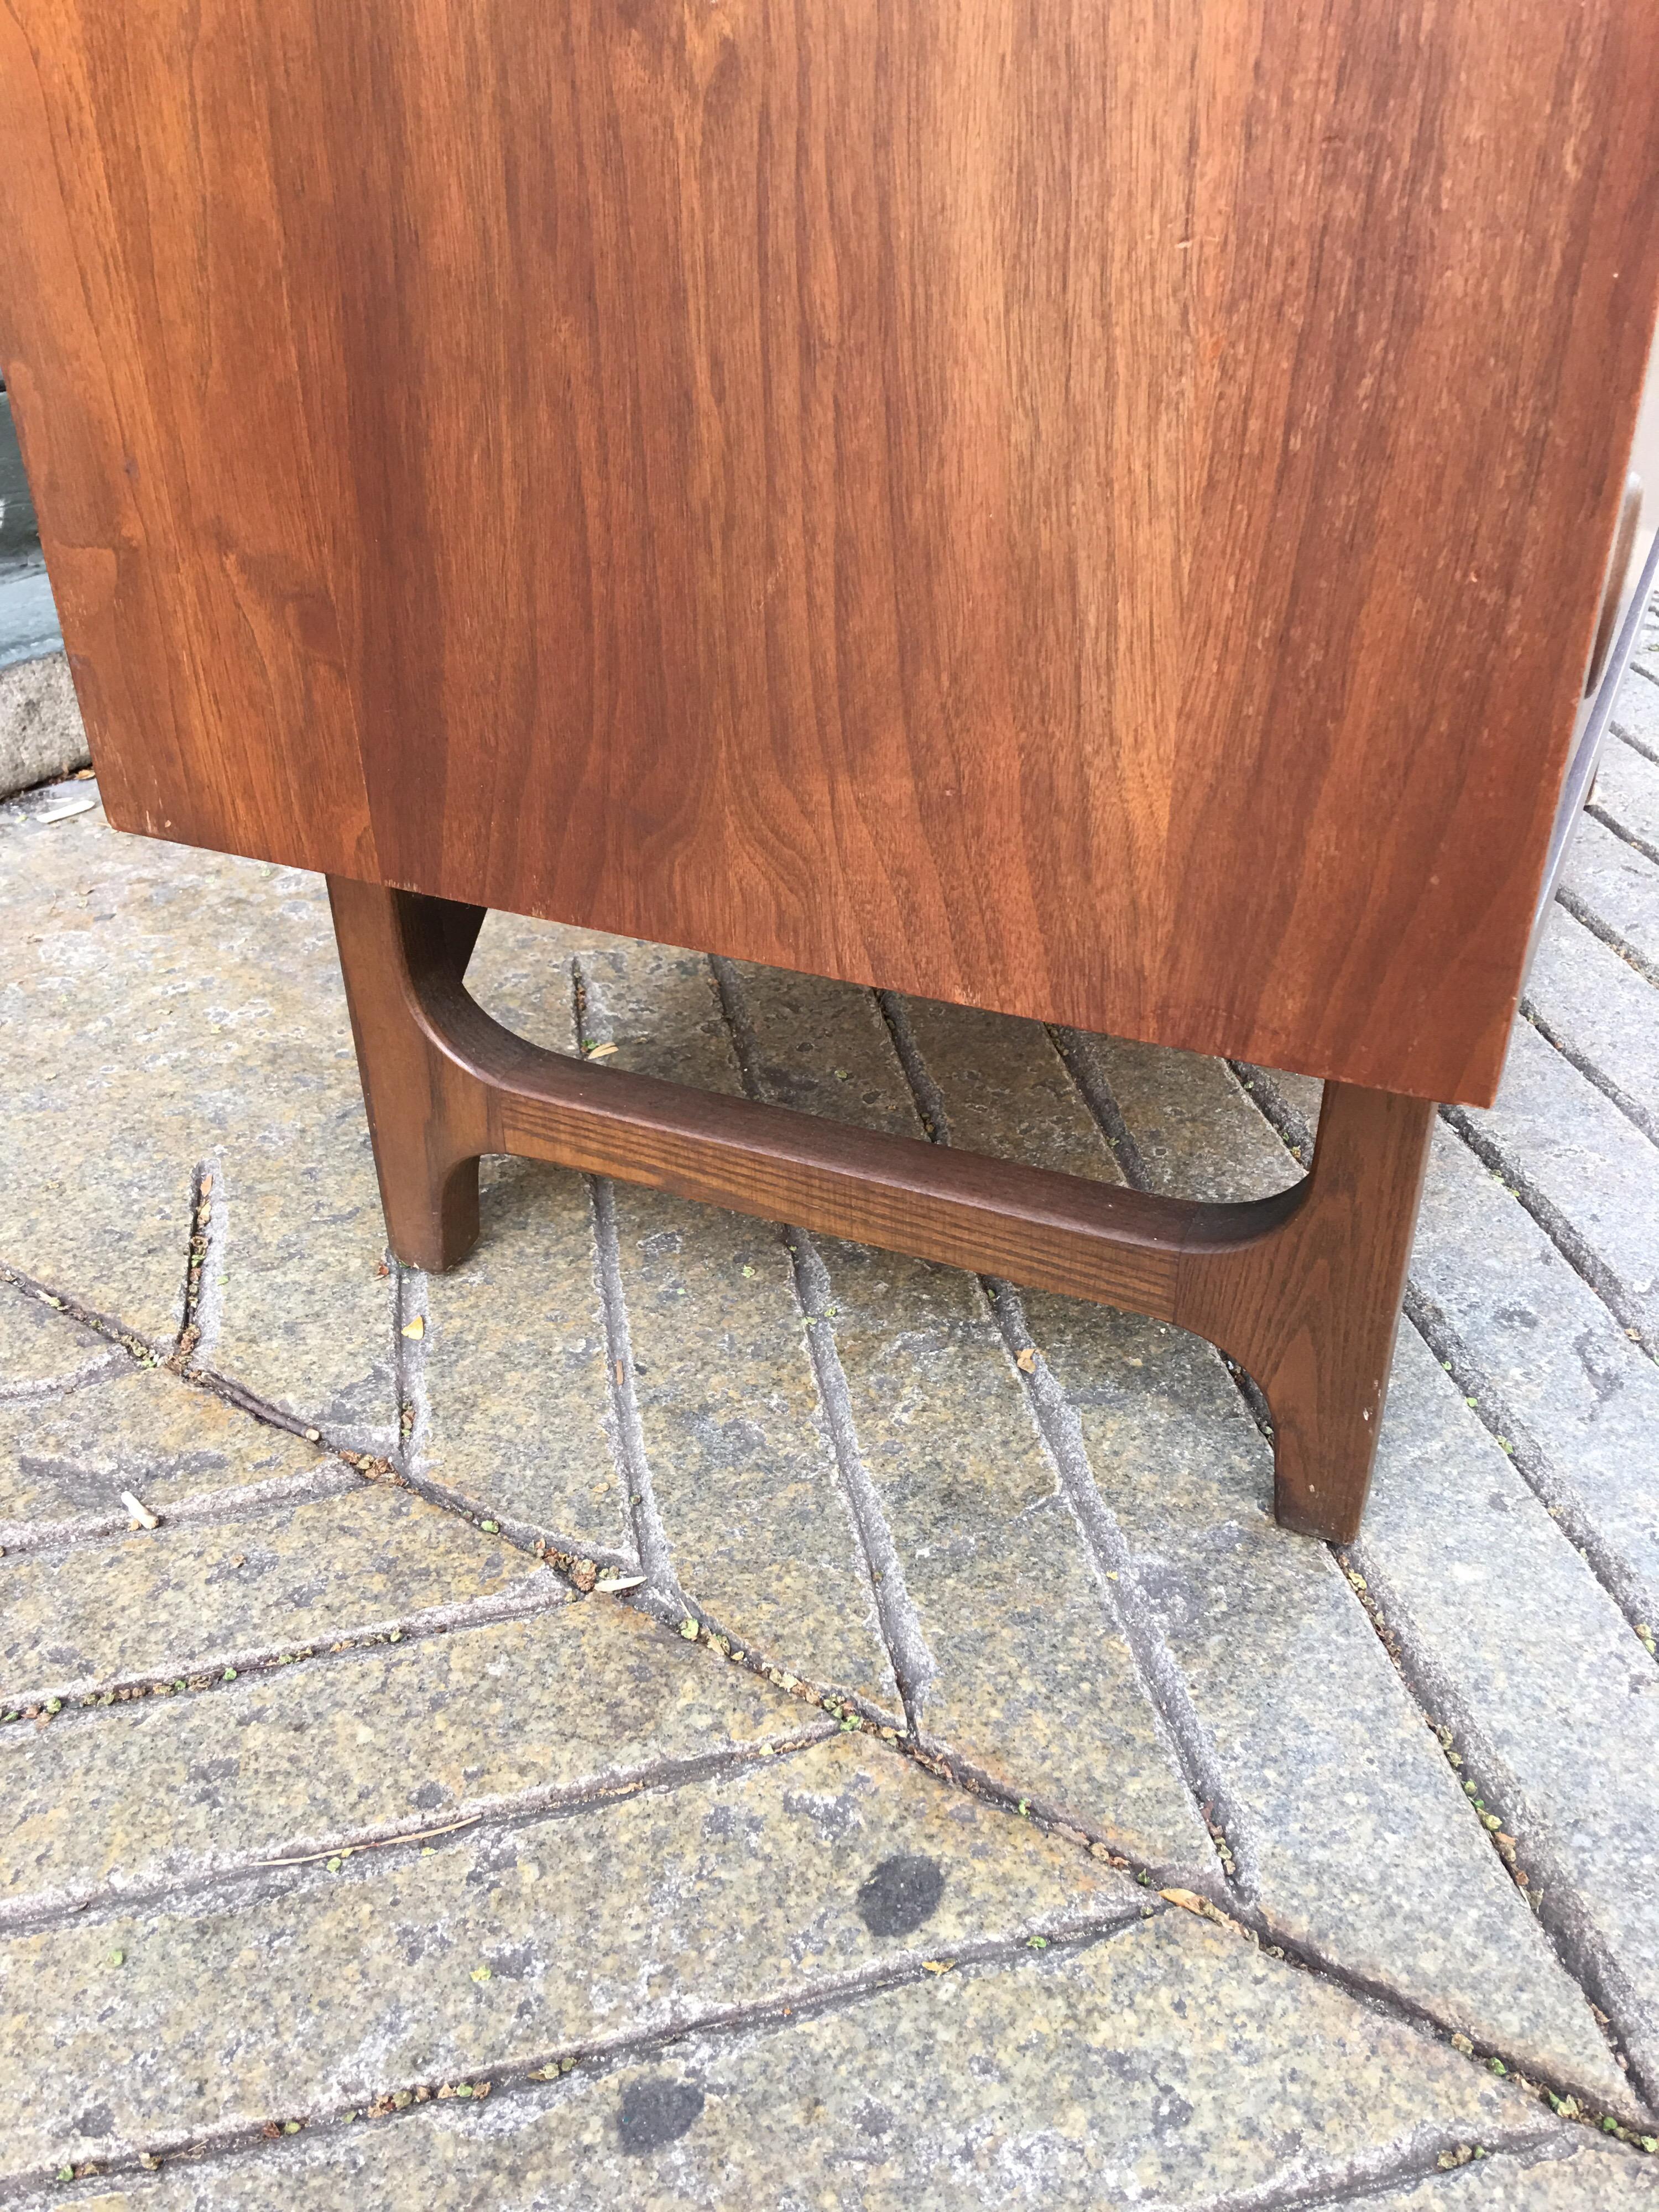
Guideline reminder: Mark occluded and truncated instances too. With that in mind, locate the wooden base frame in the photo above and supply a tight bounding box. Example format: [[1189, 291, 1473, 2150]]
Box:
[[327, 877, 1437, 1544]]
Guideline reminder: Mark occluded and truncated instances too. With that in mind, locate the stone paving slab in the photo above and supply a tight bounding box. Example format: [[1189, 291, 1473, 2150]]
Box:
[[576, 938, 901, 1709], [732, 965, 1218, 1875], [1561, 811, 1659, 982], [1525, 907, 1659, 1144], [0, 796, 215, 1342], [1594, 737, 1659, 859], [1, 1601, 829, 1927], [1064, 1028, 1302, 1199], [1407, 1118, 1659, 1628], [412, 916, 625, 1557], [0, 799, 396, 1443], [0, 1734, 1138, 2184], [1451, 1016, 1659, 1349], [0, 1278, 122, 1394], [0, 1483, 549, 1707], [159, 857, 395, 1446], [1374, 2140, 1659, 2209], [899, 1010, 1628, 2103], [0, 1362, 326, 1540], [1356, 1326, 1659, 2112], [1613, 666, 1659, 757], [14, 1917, 1554, 2212]]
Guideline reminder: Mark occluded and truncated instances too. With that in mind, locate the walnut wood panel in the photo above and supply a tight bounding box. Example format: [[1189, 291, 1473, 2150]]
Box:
[[4, 2, 1657, 1105], [329, 877, 1436, 1542]]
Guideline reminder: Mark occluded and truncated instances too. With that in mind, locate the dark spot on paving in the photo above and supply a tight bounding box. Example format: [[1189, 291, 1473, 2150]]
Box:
[[853, 2099, 893, 2137], [1487, 1493, 1511, 1513], [1151, 2089, 1195, 2140], [1494, 1302, 1539, 1330], [186, 1756, 239, 1790], [413, 1780, 446, 1810], [856, 1853, 945, 1937], [618, 2077, 704, 2154], [73, 2104, 113, 2138]]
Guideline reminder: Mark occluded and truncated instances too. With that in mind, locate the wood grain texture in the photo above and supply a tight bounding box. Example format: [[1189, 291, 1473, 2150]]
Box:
[[5, 1, 1658, 1104], [328, 877, 1434, 1540]]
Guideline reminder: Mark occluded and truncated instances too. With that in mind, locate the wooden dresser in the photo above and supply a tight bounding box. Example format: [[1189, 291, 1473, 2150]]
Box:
[[4, 1, 1656, 1539]]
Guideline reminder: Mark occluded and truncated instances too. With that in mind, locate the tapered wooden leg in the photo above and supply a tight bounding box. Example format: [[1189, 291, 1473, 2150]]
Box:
[[327, 876, 489, 1272], [326, 877, 1436, 1542], [1175, 1084, 1436, 1542]]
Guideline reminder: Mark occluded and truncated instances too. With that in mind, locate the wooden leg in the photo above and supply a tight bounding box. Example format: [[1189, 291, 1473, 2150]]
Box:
[[1176, 1084, 1435, 1541], [327, 877, 488, 1272], [327, 877, 1436, 1542]]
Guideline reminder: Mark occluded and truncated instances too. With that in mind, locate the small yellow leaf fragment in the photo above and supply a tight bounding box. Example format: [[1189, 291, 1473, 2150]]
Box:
[[400, 1316, 425, 1340], [586, 1041, 619, 1060], [1015, 1348, 1037, 1374], [921, 1960, 955, 1975], [679, 1618, 700, 1640]]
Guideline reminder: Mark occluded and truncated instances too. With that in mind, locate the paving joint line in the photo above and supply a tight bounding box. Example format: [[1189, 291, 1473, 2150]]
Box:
[[1587, 798, 1659, 871], [391, 1254, 427, 1476], [165, 1155, 225, 1375], [1613, 703, 1659, 768], [1053, 1029, 1282, 1449], [1237, 1066, 1659, 2105], [1440, 1102, 1657, 1362], [1555, 884, 1659, 988], [876, 989, 1254, 1894], [0, 1578, 567, 1723], [1520, 1001, 1659, 1147], [711, 954, 936, 1731], [0, 1724, 837, 1940], [1400, 1280, 1659, 1663], [1046, 1022, 1155, 1185], [572, 958, 690, 1615], [0, 1460, 360, 1559], [1, 1910, 1160, 2204], [1344, 1527, 1659, 2121], [1185, 2125, 1582, 2212]]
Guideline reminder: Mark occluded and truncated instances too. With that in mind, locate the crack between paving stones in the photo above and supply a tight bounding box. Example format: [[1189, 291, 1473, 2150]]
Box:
[[0, 1723, 838, 1939], [0, 1460, 362, 1559], [0, 1910, 1161, 2204], [1345, 1525, 1659, 2121], [1400, 1280, 1659, 1662], [1520, 1003, 1659, 1148], [1555, 884, 1659, 989], [0, 1262, 348, 1460], [1439, 1103, 1658, 1361], [711, 956, 937, 1730], [874, 989, 1249, 1896], [1236, 1066, 1659, 2115], [0, 1577, 568, 1720], [9, 1551, 1640, 2158], [1056, 1030, 1284, 1458], [1587, 799, 1659, 872], [1235, 1071, 1655, 1637], [391, 1255, 427, 1478], [1181, 2123, 1578, 2212], [571, 958, 688, 1609], [1613, 705, 1659, 769]]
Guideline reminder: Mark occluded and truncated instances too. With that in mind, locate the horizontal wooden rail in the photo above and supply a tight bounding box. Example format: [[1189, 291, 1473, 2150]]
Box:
[[327, 875, 1436, 1543]]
